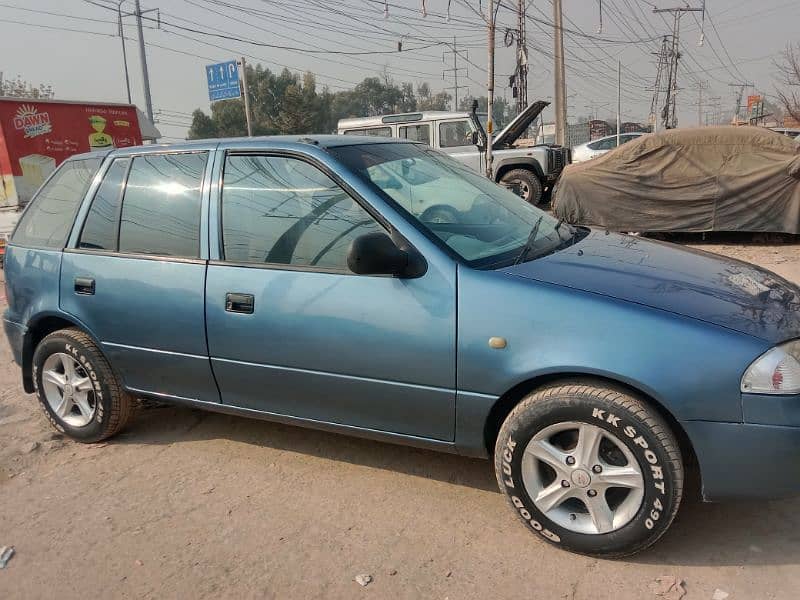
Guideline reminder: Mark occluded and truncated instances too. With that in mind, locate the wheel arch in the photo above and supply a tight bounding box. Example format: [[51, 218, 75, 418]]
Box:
[[22, 313, 104, 393], [482, 372, 699, 489], [493, 158, 544, 182]]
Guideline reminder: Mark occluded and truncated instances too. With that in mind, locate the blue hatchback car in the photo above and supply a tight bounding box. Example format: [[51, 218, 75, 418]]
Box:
[[4, 136, 800, 557]]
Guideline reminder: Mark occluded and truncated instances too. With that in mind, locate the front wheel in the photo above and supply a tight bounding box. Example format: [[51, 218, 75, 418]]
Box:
[[494, 381, 683, 557], [499, 169, 544, 206]]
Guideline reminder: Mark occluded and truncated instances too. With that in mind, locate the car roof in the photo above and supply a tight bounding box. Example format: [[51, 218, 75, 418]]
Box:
[[338, 111, 482, 128], [84, 134, 414, 160]]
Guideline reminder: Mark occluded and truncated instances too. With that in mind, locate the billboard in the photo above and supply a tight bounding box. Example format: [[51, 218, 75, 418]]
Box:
[[747, 95, 764, 119], [0, 100, 142, 207]]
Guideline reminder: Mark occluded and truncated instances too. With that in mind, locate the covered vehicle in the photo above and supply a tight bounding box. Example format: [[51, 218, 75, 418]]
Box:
[[553, 126, 800, 233]]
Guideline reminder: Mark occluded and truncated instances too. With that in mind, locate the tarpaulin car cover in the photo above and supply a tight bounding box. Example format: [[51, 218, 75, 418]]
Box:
[[553, 126, 800, 233]]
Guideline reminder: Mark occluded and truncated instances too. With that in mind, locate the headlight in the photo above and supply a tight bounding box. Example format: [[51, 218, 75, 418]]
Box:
[[741, 339, 800, 394]]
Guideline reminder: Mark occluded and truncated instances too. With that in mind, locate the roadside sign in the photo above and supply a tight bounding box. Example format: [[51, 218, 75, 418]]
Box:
[[206, 61, 241, 102]]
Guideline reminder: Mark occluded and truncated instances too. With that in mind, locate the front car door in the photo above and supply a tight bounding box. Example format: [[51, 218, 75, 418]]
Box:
[[436, 119, 483, 173], [204, 143, 457, 442], [61, 147, 219, 403]]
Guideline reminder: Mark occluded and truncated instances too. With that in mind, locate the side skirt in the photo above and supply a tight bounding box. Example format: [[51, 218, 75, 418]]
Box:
[[128, 387, 460, 455]]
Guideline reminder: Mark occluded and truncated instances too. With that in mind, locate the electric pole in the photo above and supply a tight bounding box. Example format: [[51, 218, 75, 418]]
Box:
[[443, 37, 468, 109], [617, 60, 621, 146], [728, 82, 753, 124], [653, 5, 704, 130], [515, 0, 528, 115], [693, 81, 709, 127], [553, 0, 567, 146], [117, 0, 132, 104], [134, 0, 154, 122], [240, 57, 253, 137], [486, 0, 496, 178], [649, 36, 670, 133]]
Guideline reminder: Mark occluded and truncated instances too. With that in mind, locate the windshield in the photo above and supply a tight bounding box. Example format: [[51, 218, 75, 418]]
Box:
[[330, 142, 571, 268]]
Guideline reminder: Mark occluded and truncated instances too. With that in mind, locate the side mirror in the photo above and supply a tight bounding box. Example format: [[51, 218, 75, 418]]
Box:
[[347, 232, 425, 278], [470, 131, 480, 146]]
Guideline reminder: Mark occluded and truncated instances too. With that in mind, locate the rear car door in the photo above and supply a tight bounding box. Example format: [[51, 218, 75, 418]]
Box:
[[204, 149, 457, 441], [61, 149, 219, 403]]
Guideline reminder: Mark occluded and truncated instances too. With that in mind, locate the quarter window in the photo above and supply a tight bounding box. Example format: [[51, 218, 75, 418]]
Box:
[[221, 154, 384, 271], [78, 158, 130, 250], [399, 124, 431, 145], [439, 120, 473, 148], [11, 158, 101, 249], [117, 153, 207, 258]]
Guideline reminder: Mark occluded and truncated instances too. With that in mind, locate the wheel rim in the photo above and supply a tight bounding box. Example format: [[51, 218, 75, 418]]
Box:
[[521, 421, 645, 535], [41, 353, 97, 427]]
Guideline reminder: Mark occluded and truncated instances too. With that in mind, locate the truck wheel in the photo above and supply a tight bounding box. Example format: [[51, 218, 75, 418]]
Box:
[[499, 169, 544, 206], [494, 380, 683, 557], [32, 328, 135, 443]]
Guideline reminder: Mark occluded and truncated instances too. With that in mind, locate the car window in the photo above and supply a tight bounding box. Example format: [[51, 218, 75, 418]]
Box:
[[399, 124, 431, 145], [11, 157, 102, 249], [221, 154, 384, 271], [78, 158, 130, 250], [117, 152, 207, 258], [439, 120, 473, 148], [344, 127, 392, 138], [331, 143, 572, 267]]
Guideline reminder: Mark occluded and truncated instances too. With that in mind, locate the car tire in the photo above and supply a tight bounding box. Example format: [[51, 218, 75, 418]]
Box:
[[499, 169, 544, 206], [32, 327, 135, 443], [494, 380, 683, 558]]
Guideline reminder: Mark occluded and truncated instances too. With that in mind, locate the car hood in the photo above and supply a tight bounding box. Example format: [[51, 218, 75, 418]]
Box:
[[501, 230, 800, 343], [493, 100, 549, 148]]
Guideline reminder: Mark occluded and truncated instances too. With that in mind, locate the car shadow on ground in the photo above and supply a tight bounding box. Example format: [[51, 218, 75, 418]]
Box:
[[119, 404, 800, 567]]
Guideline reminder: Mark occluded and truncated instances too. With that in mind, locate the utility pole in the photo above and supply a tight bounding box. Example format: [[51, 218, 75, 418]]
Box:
[[649, 36, 670, 133], [727, 82, 752, 124], [515, 0, 528, 115], [617, 60, 621, 146], [553, 0, 567, 146], [133, 0, 154, 122], [117, 0, 132, 104], [486, 0, 495, 178], [653, 5, 704, 130], [239, 57, 253, 137], [693, 81, 709, 127], [443, 37, 468, 109]]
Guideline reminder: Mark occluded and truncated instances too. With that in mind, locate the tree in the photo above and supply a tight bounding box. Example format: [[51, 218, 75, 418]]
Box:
[[458, 95, 515, 128], [774, 43, 800, 123], [187, 64, 454, 138], [0, 75, 54, 99]]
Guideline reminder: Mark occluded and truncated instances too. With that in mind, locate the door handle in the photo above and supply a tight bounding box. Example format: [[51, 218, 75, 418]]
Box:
[[74, 277, 95, 295], [225, 292, 254, 314]]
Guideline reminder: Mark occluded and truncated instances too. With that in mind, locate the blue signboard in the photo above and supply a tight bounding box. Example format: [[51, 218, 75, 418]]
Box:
[[206, 60, 241, 102]]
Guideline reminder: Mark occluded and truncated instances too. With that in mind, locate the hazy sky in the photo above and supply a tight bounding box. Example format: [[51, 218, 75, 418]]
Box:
[[1, 0, 797, 140]]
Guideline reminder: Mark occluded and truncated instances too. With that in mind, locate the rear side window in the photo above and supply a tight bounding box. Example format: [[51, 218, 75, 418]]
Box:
[[78, 158, 130, 250], [11, 158, 101, 248], [221, 154, 384, 270], [399, 124, 431, 145], [117, 153, 207, 258]]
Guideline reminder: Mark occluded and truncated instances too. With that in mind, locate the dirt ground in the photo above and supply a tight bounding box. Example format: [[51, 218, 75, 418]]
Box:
[[1, 238, 799, 600]]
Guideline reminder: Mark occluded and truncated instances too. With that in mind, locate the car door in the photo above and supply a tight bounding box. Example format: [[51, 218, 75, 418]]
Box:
[[61, 149, 219, 403], [204, 149, 457, 441], [437, 119, 484, 173]]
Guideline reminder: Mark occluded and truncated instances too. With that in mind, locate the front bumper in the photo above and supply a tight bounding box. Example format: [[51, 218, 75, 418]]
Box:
[[3, 317, 26, 365], [683, 419, 800, 501]]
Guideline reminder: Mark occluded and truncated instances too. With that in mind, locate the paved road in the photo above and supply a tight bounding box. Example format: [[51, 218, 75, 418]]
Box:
[[1, 242, 799, 599]]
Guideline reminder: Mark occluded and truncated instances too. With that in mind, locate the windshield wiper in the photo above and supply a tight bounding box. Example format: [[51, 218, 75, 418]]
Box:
[[514, 215, 544, 265]]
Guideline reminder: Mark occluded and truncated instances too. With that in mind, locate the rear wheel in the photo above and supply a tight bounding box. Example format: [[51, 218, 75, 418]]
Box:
[[494, 380, 683, 557], [33, 328, 135, 442], [499, 169, 544, 206]]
